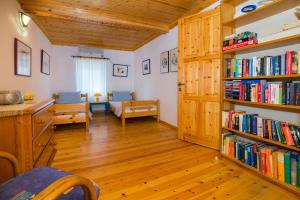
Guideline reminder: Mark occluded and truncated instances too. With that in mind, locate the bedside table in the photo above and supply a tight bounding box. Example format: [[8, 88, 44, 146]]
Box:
[[89, 101, 109, 113]]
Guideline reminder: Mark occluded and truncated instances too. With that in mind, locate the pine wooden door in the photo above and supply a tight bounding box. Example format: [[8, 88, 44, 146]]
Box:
[[178, 7, 221, 149]]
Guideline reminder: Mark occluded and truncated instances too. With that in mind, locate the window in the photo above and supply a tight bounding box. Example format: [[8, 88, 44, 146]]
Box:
[[75, 57, 108, 97]]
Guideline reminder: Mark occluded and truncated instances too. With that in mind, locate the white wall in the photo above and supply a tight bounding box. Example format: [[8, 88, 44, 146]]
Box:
[[51, 46, 135, 96], [0, 0, 53, 99], [134, 27, 178, 126]]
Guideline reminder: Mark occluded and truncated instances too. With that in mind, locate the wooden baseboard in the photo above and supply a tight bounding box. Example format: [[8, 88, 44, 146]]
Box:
[[159, 120, 178, 130]]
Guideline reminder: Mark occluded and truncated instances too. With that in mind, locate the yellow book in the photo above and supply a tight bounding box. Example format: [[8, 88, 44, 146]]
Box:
[[272, 151, 278, 179], [277, 151, 285, 182]]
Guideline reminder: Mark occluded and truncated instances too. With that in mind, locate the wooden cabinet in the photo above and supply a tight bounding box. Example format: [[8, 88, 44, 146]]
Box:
[[0, 99, 56, 183], [178, 7, 221, 149]]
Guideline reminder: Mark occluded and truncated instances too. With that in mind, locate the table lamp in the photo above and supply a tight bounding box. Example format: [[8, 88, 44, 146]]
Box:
[[94, 92, 101, 102]]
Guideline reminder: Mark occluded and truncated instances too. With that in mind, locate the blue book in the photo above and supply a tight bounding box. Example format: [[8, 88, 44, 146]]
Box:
[[271, 120, 279, 141], [252, 116, 257, 135], [249, 59, 253, 77], [242, 115, 247, 132], [280, 54, 286, 75], [271, 57, 276, 75]]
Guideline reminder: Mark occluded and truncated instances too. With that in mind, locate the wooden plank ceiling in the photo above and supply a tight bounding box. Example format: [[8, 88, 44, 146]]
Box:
[[19, 0, 217, 51]]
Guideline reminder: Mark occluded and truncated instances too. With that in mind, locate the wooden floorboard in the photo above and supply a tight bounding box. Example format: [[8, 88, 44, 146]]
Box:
[[52, 113, 299, 200]]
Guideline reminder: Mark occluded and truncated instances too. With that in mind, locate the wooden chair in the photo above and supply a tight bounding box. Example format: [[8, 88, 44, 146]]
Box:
[[0, 151, 100, 200]]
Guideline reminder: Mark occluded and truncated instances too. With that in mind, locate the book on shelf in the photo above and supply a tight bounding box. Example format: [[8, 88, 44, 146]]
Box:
[[224, 80, 300, 106], [222, 110, 300, 148], [222, 134, 300, 187], [224, 50, 300, 78]]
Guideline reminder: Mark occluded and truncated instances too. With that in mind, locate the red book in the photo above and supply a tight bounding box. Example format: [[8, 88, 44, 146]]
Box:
[[239, 82, 243, 100], [257, 83, 261, 103], [261, 149, 267, 175], [286, 51, 292, 75], [281, 122, 295, 146]]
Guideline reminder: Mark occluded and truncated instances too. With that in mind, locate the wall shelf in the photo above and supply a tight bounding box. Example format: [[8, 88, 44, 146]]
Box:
[[222, 127, 300, 152], [223, 0, 300, 27], [223, 99, 300, 112], [221, 153, 300, 195], [223, 34, 300, 54], [223, 74, 300, 80]]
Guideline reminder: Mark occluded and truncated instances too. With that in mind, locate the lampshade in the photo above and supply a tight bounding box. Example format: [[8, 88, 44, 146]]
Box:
[[19, 12, 31, 27], [94, 92, 102, 97]]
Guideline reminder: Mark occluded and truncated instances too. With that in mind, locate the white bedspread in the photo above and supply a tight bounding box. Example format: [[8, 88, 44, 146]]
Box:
[[109, 101, 157, 117]]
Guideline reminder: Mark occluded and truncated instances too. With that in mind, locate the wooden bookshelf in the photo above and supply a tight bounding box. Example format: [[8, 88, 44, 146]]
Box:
[[223, 34, 300, 54], [223, 0, 300, 27], [224, 74, 300, 80], [221, 153, 300, 195], [221, 0, 300, 194], [222, 127, 300, 152], [223, 99, 300, 112]]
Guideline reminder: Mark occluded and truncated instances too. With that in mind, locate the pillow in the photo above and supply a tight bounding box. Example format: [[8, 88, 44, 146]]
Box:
[[56, 92, 82, 104], [111, 91, 132, 102]]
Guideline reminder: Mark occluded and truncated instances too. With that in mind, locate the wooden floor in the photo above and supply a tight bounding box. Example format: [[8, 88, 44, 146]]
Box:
[[52, 113, 299, 200]]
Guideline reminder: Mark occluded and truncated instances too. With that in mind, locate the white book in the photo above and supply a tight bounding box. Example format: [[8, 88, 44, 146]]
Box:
[[239, 114, 243, 132]]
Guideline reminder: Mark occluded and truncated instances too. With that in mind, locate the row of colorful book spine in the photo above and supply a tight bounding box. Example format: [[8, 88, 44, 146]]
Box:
[[224, 50, 300, 78], [222, 133, 300, 187], [224, 80, 300, 105], [222, 111, 300, 147]]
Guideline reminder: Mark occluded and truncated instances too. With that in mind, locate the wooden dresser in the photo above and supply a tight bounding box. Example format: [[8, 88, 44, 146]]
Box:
[[0, 99, 56, 183]]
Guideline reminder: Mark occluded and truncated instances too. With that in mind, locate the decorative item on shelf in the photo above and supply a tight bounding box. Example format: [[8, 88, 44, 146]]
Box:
[[169, 48, 178, 72], [23, 92, 34, 101], [15, 38, 32, 77], [142, 59, 151, 75], [160, 51, 169, 74], [94, 92, 101, 102], [113, 64, 128, 77], [41, 50, 50, 75], [0, 90, 24, 105], [223, 31, 258, 51], [18, 12, 31, 28], [241, 4, 257, 13]]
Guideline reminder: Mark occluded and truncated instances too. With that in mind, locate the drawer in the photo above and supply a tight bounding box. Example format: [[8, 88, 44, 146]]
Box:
[[33, 105, 53, 138], [33, 125, 53, 161], [34, 138, 56, 167]]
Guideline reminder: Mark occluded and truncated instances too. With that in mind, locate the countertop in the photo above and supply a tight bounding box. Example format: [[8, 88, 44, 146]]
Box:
[[0, 99, 54, 117]]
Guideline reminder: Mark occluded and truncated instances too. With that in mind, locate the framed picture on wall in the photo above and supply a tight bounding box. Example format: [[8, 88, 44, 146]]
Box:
[[14, 38, 31, 77], [41, 50, 50, 75], [142, 59, 151, 75], [160, 51, 169, 74], [169, 48, 178, 72], [113, 64, 128, 77]]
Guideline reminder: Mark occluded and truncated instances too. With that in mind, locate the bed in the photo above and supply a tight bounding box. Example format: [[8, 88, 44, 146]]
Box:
[[108, 91, 160, 126], [52, 92, 90, 131]]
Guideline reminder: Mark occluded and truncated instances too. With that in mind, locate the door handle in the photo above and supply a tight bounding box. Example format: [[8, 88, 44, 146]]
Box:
[[178, 82, 185, 86]]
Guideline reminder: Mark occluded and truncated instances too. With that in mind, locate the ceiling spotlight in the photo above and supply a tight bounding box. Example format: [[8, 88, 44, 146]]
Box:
[[19, 12, 31, 27]]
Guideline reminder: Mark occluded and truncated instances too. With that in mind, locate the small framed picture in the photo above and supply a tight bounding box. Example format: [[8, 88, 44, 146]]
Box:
[[160, 51, 169, 74], [169, 48, 178, 72], [41, 50, 50, 75], [14, 38, 31, 77], [113, 64, 128, 77], [142, 59, 151, 75]]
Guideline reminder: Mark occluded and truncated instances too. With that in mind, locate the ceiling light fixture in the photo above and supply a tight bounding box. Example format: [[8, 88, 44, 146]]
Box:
[[19, 12, 31, 27]]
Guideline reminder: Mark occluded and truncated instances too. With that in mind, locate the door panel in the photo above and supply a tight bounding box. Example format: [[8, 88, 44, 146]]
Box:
[[178, 7, 221, 150]]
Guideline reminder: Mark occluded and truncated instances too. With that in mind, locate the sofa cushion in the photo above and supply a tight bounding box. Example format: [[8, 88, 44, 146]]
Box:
[[111, 91, 132, 102], [0, 167, 100, 200], [56, 92, 82, 104]]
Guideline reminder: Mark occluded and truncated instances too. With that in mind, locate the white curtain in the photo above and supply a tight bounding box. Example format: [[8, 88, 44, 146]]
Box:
[[75, 57, 108, 97]]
